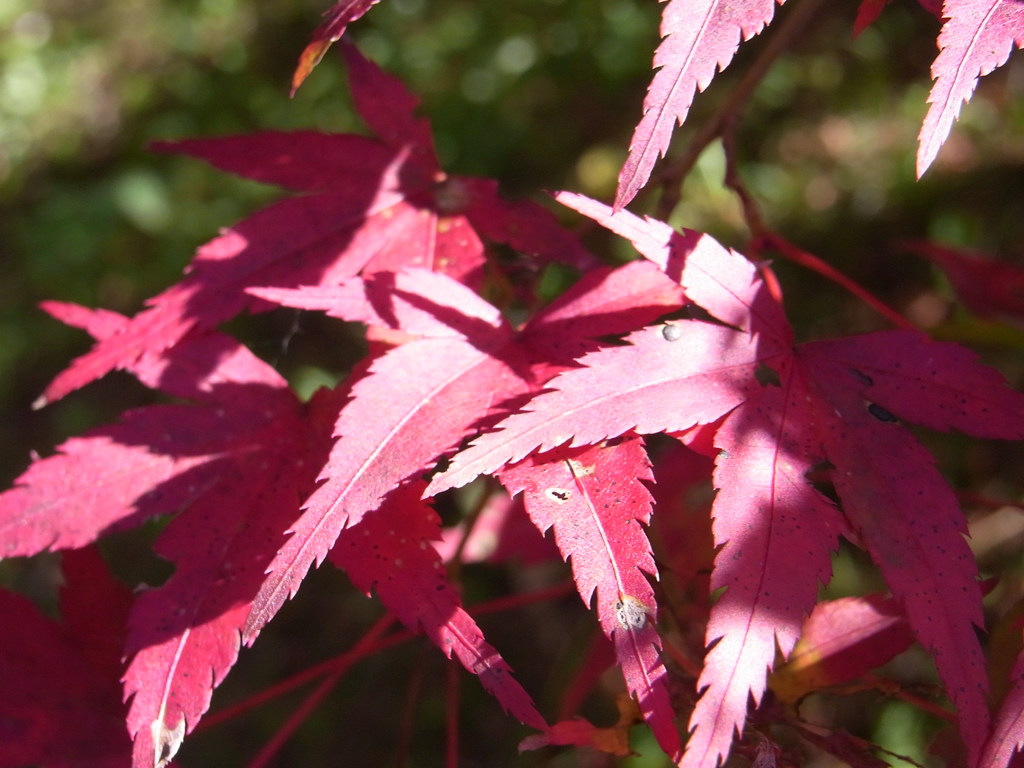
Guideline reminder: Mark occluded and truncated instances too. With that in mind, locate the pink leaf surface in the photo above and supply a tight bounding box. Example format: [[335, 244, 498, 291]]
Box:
[[681, 365, 843, 768], [982, 647, 1024, 768], [250, 267, 509, 340], [0, 412, 211, 557], [616, 0, 784, 208], [1, 308, 298, 559], [246, 259, 686, 642], [771, 594, 915, 702], [5, 308, 343, 768], [243, 337, 530, 642], [804, 348, 993, 765], [424, 319, 760, 496], [907, 241, 1024, 322], [328, 481, 546, 729], [431, 199, 1024, 764], [499, 438, 681, 759], [39, 46, 588, 406], [917, 0, 1024, 176], [115, 369, 335, 768], [122, 396, 325, 768], [0, 582, 130, 768], [521, 260, 686, 368]]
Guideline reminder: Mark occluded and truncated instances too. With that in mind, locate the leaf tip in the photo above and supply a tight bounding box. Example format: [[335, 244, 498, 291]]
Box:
[[915, 143, 936, 180], [150, 715, 186, 768], [291, 39, 333, 97]]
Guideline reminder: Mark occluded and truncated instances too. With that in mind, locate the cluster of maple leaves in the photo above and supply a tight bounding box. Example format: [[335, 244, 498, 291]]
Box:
[[3, 1, 1024, 767]]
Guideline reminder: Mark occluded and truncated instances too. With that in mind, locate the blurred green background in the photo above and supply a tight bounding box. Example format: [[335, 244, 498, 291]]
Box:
[[3, 0, 1024, 766]]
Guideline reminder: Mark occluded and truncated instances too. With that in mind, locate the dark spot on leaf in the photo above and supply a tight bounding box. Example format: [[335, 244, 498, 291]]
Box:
[[754, 362, 781, 388], [433, 177, 471, 214], [867, 402, 898, 422], [849, 368, 874, 387], [545, 487, 571, 502]]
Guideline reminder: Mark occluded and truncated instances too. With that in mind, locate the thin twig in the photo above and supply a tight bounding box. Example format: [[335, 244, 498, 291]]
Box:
[[197, 582, 574, 732], [245, 614, 394, 768], [759, 232, 915, 329]]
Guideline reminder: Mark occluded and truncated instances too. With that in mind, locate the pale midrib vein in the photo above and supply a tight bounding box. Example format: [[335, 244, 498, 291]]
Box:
[[261, 343, 489, 610]]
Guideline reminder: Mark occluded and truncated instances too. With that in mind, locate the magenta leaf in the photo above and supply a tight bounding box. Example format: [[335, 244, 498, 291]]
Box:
[[681, 366, 844, 768], [431, 200, 1024, 764], [243, 336, 530, 642], [983, 647, 1024, 768], [499, 438, 681, 758], [122, 387, 330, 768], [917, 0, 1024, 176], [39, 45, 588, 406], [804, 345, 994, 766], [292, 1, 383, 95], [906, 240, 1024, 322], [616, 0, 785, 208], [0, 569, 131, 768], [771, 594, 916, 701]]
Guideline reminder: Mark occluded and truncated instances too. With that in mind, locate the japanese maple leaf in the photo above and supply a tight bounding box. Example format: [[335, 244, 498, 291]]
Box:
[[0, 548, 132, 768], [983, 648, 1024, 768], [0, 304, 341, 768], [38, 41, 591, 407], [917, 0, 1024, 176], [770, 594, 915, 702], [616, 0, 785, 209], [906, 240, 1024, 322], [291, 0, 382, 95], [428, 193, 1024, 766], [499, 437, 682, 760], [242, 261, 685, 642]]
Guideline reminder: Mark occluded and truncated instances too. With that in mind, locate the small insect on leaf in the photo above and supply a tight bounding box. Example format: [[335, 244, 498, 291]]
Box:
[[615, 595, 649, 630], [545, 487, 572, 503]]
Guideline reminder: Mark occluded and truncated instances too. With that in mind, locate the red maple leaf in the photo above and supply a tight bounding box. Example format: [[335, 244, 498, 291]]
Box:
[[617, 0, 1019, 205], [907, 240, 1024, 323], [617, 0, 786, 209], [770, 594, 916, 701], [499, 437, 682, 760], [917, 0, 1024, 176], [0, 548, 133, 768], [984, 646, 1024, 768], [428, 192, 1024, 766], [242, 261, 684, 642], [38, 42, 592, 407], [291, 0, 382, 95], [0, 305, 341, 768]]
